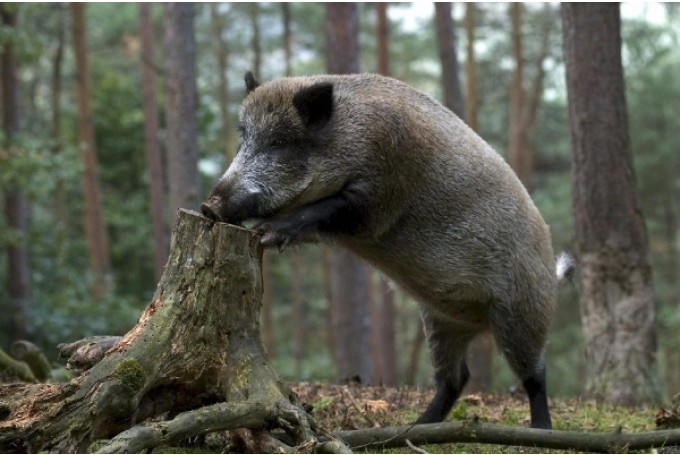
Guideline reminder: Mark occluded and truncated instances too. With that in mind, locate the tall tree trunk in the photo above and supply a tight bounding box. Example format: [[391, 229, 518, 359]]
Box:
[[463, 3, 478, 132], [461, 2, 494, 393], [51, 3, 67, 230], [507, 3, 528, 189], [372, 2, 398, 387], [324, 3, 373, 384], [71, 3, 112, 300], [2, 4, 31, 341], [249, 3, 261, 81], [209, 3, 234, 161], [163, 3, 200, 219], [282, 3, 292, 77], [291, 250, 304, 376], [140, 3, 169, 282], [507, 4, 552, 194], [434, 2, 464, 117], [562, 3, 659, 405], [279, 2, 303, 372]]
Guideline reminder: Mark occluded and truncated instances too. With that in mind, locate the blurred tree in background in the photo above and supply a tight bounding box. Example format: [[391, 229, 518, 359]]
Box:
[[0, 2, 678, 406]]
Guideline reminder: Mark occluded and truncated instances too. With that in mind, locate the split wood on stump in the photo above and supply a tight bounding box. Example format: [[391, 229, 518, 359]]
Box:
[[0, 210, 341, 453]]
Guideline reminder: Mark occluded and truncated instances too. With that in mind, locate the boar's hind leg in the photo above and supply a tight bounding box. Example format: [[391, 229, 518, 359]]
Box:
[[490, 306, 552, 430], [416, 312, 477, 424]]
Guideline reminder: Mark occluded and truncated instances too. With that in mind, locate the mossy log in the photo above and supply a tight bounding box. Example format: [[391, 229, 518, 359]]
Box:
[[0, 210, 326, 453]]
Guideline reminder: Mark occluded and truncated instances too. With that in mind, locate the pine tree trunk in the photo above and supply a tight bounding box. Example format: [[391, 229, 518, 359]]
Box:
[[281, 3, 292, 77], [434, 2, 464, 117], [1, 5, 31, 342], [464, 3, 478, 132], [373, 1, 398, 388], [325, 2, 374, 385], [562, 2, 659, 405], [210, 3, 234, 161], [249, 3, 261, 81], [71, 3, 112, 300], [140, 3, 169, 282], [163, 3, 200, 219], [0, 211, 317, 453]]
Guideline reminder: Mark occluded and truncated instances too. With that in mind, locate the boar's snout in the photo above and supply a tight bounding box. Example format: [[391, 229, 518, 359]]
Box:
[[201, 194, 225, 222]]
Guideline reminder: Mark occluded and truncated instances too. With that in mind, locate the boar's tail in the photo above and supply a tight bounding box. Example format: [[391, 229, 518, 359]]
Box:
[[555, 252, 576, 283]]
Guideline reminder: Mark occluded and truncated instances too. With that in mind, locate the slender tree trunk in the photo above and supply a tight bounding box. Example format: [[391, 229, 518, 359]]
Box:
[[375, 2, 389, 75], [562, 3, 659, 405], [507, 3, 528, 189], [405, 322, 425, 386], [71, 3, 112, 300], [291, 250, 305, 376], [209, 3, 234, 161], [249, 3, 261, 81], [464, 3, 478, 132], [2, 4, 30, 341], [282, 3, 292, 77], [261, 252, 275, 357], [507, 4, 552, 194], [140, 3, 169, 282], [163, 3, 200, 219], [434, 2, 464, 117], [460, 2, 494, 394], [373, 2, 398, 387], [325, 2, 373, 385], [51, 3, 67, 230], [325, 3, 360, 74]]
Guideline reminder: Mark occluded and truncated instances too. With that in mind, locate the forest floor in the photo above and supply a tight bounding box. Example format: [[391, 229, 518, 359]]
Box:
[[154, 382, 680, 454]]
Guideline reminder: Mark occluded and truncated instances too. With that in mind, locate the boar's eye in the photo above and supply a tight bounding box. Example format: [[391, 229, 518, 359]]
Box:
[[269, 137, 288, 148]]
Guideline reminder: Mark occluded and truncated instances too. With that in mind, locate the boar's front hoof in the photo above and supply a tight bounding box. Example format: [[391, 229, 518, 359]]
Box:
[[256, 221, 296, 252], [201, 202, 223, 222]]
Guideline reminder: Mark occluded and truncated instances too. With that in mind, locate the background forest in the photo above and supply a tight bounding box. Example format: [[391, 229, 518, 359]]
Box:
[[0, 2, 678, 404]]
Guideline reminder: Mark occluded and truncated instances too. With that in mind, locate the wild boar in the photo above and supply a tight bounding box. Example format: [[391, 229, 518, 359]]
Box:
[[202, 72, 567, 429]]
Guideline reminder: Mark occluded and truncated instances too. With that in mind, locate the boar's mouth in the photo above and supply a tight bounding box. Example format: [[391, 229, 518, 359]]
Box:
[[200, 202, 224, 222]]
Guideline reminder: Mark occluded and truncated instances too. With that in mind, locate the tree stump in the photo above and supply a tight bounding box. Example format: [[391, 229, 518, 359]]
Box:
[[0, 210, 330, 453]]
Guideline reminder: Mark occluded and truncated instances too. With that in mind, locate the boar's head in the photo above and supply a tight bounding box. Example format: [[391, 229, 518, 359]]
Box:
[[201, 72, 348, 227]]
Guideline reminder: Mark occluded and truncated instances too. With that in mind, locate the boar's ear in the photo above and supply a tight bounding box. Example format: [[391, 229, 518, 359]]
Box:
[[245, 71, 260, 94], [293, 82, 333, 130]]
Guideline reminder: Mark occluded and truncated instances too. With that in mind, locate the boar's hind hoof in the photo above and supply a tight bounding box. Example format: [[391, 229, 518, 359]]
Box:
[[200, 203, 222, 222]]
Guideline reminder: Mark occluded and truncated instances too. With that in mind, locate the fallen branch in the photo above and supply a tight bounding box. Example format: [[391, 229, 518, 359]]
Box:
[[333, 419, 680, 453]]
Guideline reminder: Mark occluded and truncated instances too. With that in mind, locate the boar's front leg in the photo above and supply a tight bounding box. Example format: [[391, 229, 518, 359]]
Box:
[[256, 190, 367, 250]]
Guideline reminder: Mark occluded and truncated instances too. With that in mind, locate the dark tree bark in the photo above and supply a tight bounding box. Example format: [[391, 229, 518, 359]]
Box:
[[325, 3, 360, 74], [562, 3, 659, 405], [51, 3, 67, 230], [1, 4, 30, 342], [249, 3, 262, 81], [434, 2, 464, 117], [507, 3, 553, 194], [0, 212, 331, 454], [209, 3, 234, 161], [71, 3, 112, 300], [372, 2, 398, 387], [163, 3, 201, 219], [140, 3, 169, 282], [282, 3, 292, 77], [464, 3, 478, 132], [460, 2, 494, 394], [324, 2, 374, 385]]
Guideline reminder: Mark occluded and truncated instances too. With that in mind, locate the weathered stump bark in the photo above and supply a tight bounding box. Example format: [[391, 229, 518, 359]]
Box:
[[0, 210, 319, 453]]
